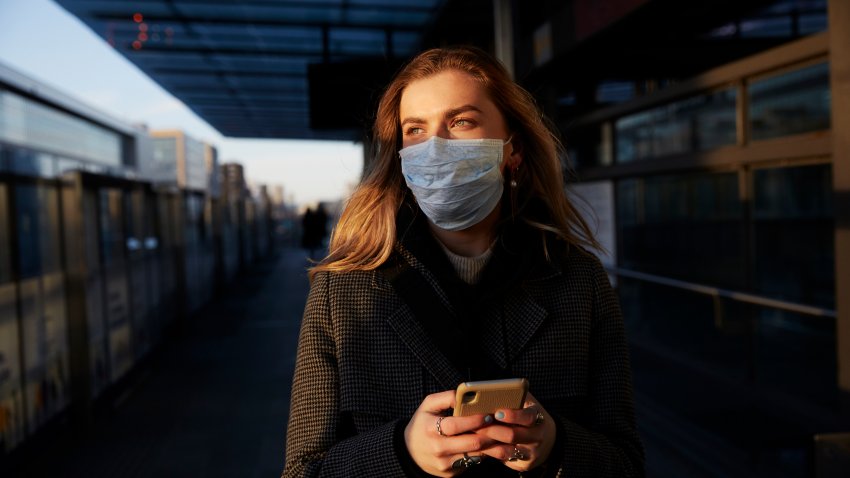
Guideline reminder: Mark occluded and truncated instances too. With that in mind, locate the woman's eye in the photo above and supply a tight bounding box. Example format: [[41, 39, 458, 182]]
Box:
[[405, 126, 424, 135], [452, 118, 474, 128]]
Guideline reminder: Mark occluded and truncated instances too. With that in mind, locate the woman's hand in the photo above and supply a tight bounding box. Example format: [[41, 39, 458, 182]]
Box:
[[404, 390, 496, 477], [473, 392, 557, 473]]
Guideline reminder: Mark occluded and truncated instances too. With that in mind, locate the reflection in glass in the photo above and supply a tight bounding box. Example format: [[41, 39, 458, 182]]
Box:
[[749, 62, 830, 141], [616, 88, 737, 163], [617, 171, 744, 288], [753, 164, 833, 308], [0, 183, 10, 284], [15, 185, 41, 279], [99, 189, 126, 268]]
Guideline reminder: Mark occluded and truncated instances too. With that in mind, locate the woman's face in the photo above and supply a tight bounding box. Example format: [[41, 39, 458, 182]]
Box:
[[399, 69, 516, 167]]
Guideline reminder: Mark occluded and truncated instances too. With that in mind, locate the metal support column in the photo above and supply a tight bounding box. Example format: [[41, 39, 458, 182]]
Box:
[[494, 0, 514, 78], [829, 0, 850, 409], [60, 172, 92, 427]]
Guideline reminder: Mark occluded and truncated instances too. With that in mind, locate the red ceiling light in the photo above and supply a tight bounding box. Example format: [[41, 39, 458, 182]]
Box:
[[133, 13, 143, 23], [138, 33, 149, 42], [132, 40, 142, 50], [139, 23, 148, 32]]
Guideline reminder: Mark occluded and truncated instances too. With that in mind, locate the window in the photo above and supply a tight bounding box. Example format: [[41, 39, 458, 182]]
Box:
[[752, 163, 833, 308], [616, 88, 737, 163], [749, 62, 830, 141], [0, 89, 122, 167], [617, 171, 744, 288]]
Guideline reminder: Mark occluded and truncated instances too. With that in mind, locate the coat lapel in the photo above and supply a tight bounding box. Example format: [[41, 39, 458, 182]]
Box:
[[502, 287, 549, 364], [383, 304, 464, 390], [478, 286, 550, 370]]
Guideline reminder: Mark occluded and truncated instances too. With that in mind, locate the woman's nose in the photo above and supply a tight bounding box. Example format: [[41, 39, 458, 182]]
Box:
[[432, 125, 451, 140]]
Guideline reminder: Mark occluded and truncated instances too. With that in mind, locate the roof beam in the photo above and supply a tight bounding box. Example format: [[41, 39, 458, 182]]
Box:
[[88, 12, 426, 31]]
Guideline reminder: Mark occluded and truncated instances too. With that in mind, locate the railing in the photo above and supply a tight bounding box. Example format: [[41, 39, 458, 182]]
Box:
[[606, 266, 836, 319]]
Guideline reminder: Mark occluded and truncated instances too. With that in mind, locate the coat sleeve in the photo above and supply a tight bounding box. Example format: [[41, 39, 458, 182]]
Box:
[[281, 271, 409, 478], [550, 259, 645, 478]]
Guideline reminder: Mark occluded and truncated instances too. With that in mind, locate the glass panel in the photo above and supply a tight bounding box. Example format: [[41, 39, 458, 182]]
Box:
[[616, 88, 736, 163], [0, 89, 122, 167], [740, 16, 792, 37], [8, 149, 55, 178], [749, 62, 830, 141], [621, 278, 750, 380], [626, 277, 835, 477], [799, 13, 827, 34], [617, 172, 745, 288], [99, 189, 126, 268], [754, 308, 836, 406], [0, 183, 10, 284], [753, 164, 833, 308], [15, 185, 41, 279], [39, 187, 62, 274]]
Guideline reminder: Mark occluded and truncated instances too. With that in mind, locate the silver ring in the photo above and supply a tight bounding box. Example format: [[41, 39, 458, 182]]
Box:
[[452, 454, 482, 469], [436, 416, 446, 437], [533, 410, 545, 426], [508, 446, 527, 462]]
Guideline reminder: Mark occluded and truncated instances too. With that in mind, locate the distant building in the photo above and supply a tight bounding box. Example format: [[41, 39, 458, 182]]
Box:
[[204, 142, 220, 199], [221, 162, 247, 202], [0, 60, 146, 179], [147, 130, 209, 192]]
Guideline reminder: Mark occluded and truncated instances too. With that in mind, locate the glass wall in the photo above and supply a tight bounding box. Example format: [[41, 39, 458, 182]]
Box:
[[752, 163, 834, 308], [616, 88, 737, 163], [617, 171, 745, 288], [749, 62, 830, 141], [13, 183, 70, 435], [0, 182, 25, 451], [616, 163, 836, 403]]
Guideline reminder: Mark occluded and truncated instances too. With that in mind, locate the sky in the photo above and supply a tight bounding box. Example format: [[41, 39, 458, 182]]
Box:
[[0, 0, 364, 208]]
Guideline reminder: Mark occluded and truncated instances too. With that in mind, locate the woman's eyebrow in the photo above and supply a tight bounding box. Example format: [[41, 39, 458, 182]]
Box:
[[444, 104, 482, 119], [400, 104, 483, 128], [400, 116, 426, 128]]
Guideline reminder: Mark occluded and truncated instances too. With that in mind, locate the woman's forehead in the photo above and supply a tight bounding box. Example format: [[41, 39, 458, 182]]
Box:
[[399, 70, 497, 118]]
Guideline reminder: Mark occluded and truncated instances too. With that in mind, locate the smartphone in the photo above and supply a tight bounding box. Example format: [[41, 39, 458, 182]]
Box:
[[453, 378, 529, 417]]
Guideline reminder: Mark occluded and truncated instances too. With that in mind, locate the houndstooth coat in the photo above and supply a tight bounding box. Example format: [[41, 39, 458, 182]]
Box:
[[282, 210, 645, 478]]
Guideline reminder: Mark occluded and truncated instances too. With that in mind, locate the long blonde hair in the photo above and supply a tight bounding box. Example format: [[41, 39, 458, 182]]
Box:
[[310, 46, 599, 280]]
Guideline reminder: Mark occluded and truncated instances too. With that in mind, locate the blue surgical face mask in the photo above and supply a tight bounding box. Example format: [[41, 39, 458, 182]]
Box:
[[399, 135, 511, 231]]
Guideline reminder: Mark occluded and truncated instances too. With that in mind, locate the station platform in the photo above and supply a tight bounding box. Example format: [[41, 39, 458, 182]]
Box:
[[2, 246, 844, 477], [5, 247, 312, 478]]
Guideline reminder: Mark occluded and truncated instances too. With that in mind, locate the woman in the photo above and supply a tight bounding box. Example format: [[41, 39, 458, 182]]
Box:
[[282, 46, 644, 477]]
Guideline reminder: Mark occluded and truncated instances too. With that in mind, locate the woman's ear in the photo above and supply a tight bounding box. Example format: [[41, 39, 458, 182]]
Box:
[[508, 136, 523, 169]]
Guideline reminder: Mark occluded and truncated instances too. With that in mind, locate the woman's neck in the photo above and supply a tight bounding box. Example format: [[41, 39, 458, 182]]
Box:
[[427, 204, 501, 257]]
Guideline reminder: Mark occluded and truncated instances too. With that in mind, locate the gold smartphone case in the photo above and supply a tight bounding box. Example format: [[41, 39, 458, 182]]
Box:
[[453, 378, 529, 417]]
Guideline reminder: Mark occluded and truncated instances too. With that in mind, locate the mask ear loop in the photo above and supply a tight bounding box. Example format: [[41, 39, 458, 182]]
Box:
[[505, 133, 519, 222], [509, 164, 519, 222]]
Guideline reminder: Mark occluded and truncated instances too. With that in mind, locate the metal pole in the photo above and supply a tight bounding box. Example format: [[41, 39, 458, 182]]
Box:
[[829, 0, 850, 410], [494, 0, 514, 79]]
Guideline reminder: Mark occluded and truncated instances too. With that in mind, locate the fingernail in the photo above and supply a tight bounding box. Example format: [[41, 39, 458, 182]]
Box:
[[495, 411, 505, 420], [484, 415, 493, 423]]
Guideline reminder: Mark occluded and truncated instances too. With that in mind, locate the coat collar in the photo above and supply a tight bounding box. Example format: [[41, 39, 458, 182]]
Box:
[[380, 200, 560, 385]]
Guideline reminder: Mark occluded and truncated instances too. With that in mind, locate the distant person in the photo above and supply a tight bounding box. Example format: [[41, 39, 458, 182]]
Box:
[[313, 202, 329, 248], [301, 204, 328, 259], [283, 46, 644, 477]]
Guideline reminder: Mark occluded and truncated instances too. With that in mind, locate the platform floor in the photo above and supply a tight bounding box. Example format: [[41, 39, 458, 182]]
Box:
[[7, 248, 311, 478]]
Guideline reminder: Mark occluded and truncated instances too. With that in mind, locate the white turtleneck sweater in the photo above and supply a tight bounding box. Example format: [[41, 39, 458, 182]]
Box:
[[436, 241, 494, 285]]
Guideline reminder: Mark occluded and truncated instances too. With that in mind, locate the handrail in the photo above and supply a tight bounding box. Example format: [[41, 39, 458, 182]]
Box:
[[606, 266, 837, 319]]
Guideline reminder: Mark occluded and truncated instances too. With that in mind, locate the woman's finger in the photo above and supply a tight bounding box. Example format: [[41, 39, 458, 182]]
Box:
[[435, 414, 493, 436], [419, 390, 457, 414]]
